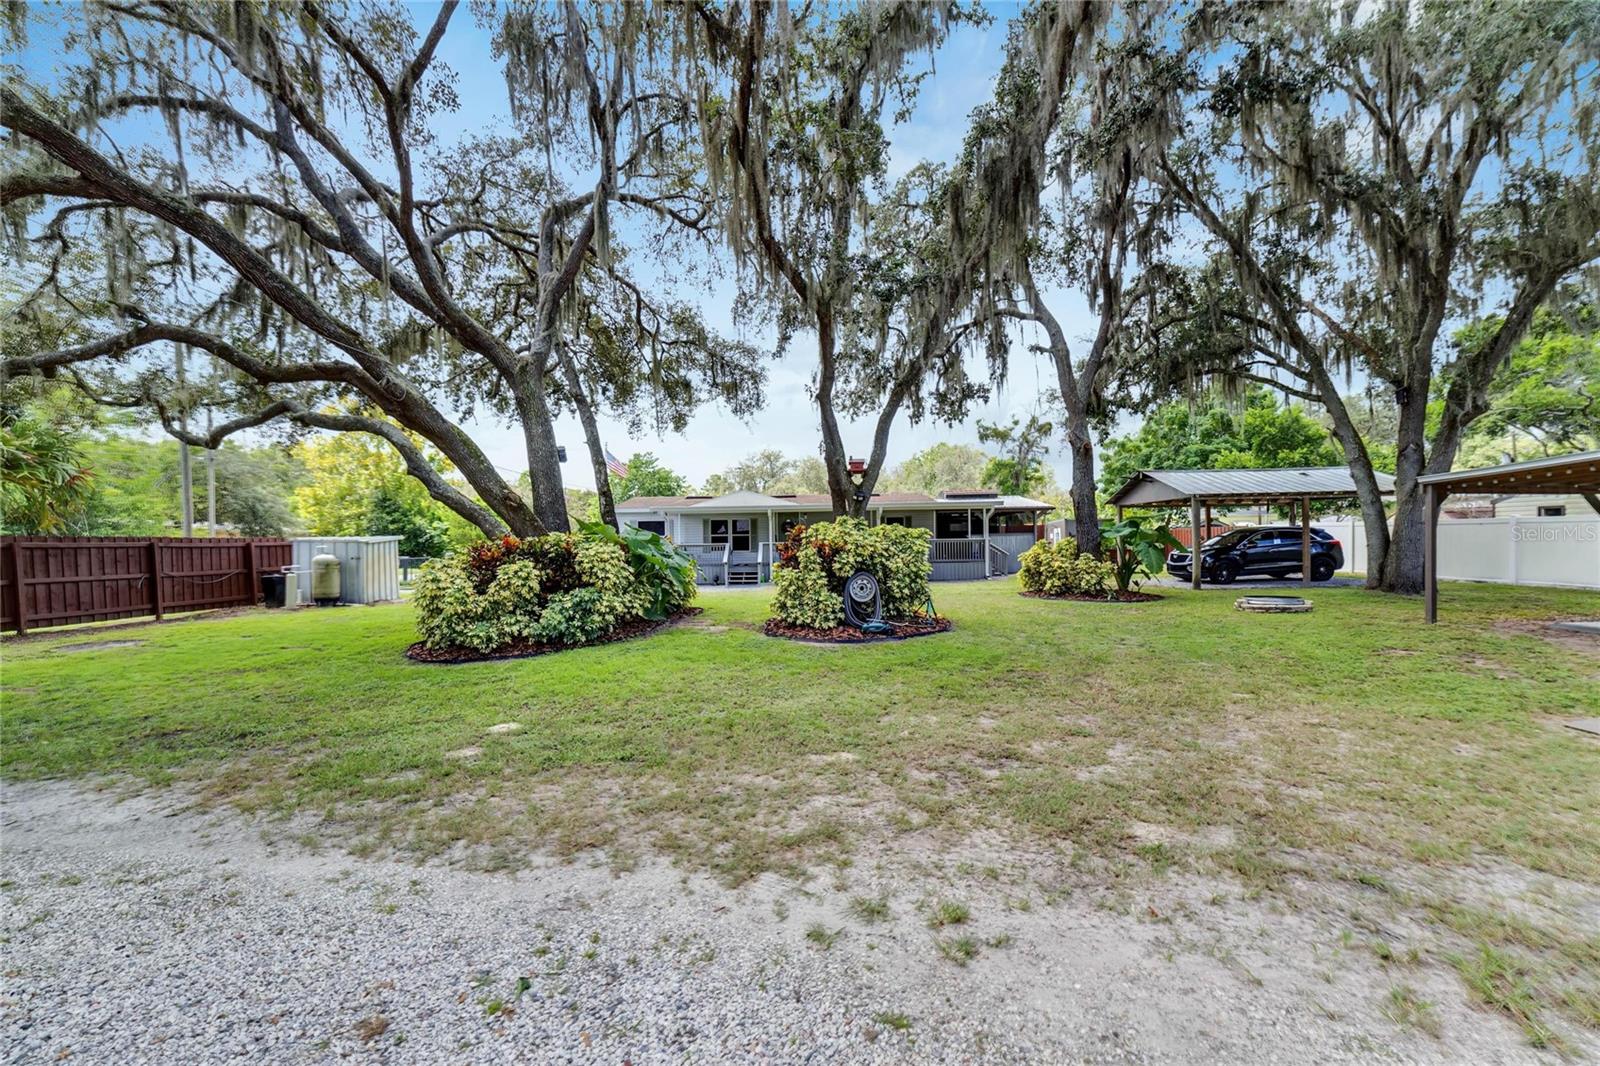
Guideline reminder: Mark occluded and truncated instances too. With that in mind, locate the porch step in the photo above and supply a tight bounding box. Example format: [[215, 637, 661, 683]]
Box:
[[726, 567, 760, 586]]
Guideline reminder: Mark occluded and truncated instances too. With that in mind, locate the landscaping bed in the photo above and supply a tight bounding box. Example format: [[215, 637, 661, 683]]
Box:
[[1020, 590, 1162, 604], [406, 607, 701, 663], [762, 614, 952, 643]]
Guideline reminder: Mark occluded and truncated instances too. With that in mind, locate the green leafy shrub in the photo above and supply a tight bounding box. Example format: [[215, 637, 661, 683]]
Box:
[[1018, 537, 1118, 598], [414, 527, 695, 651], [578, 520, 697, 619], [772, 516, 933, 627], [1102, 517, 1183, 593]]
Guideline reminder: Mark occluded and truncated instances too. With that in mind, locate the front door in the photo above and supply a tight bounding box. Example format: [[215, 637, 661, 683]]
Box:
[[709, 517, 753, 553]]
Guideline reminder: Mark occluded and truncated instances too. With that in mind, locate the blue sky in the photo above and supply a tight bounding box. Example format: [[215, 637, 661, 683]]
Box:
[[9, 3, 1110, 493], [430, 3, 1098, 492]]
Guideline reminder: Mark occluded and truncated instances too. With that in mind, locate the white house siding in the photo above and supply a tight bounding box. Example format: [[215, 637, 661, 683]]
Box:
[[1488, 493, 1593, 519]]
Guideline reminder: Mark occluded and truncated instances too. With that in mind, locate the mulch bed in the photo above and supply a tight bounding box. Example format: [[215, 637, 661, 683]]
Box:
[[1020, 590, 1163, 604], [405, 607, 702, 664], [762, 615, 953, 644]]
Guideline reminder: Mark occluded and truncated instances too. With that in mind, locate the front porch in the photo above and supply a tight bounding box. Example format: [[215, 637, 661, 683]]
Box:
[[617, 488, 1050, 587], [677, 525, 1039, 587]]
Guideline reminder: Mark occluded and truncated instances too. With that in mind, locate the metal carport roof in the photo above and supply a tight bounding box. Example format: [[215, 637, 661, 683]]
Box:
[[1416, 450, 1600, 499], [1418, 450, 1600, 622], [1106, 467, 1396, 508]]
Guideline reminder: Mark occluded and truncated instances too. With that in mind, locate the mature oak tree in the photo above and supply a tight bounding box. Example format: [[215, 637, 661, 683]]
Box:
[[676, 1, 991, 518], [2, 0, 758, 537], [1156, 0, 1600, 590], [955, 1, 1183, 558]]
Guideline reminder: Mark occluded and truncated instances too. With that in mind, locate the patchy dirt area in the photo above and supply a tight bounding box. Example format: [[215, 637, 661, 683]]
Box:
[[2, 781, 1579, 1065], [50, 639, 147, 653]]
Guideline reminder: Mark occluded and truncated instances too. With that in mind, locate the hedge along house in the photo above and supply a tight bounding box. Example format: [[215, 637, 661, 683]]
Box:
[[615, 489, 1052, 585]]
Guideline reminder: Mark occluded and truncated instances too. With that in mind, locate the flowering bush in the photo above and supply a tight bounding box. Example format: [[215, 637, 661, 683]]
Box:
[[1018, 537, 1118, 598], [771, 516, 933, 627], [413, 528, 695, 652]]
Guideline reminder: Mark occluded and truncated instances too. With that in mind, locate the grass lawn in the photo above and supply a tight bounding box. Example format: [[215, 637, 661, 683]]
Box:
[[4, 578, 1598, 1047]]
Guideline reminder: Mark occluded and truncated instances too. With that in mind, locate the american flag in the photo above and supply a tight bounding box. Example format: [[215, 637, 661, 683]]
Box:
[[604, 449, 629, 478]]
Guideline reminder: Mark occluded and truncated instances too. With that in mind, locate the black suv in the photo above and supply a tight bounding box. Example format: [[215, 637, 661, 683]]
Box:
[[1166, 526, 1344, 584]]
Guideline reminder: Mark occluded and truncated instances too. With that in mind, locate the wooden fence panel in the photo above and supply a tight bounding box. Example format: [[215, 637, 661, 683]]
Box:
[[0, 536, 291, 634], [1170, 523, 1233, 549]]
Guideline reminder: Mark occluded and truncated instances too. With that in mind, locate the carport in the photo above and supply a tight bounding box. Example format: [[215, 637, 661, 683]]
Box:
[[1419, 450, 1600, 622], [1105, 467, 1397, 589]]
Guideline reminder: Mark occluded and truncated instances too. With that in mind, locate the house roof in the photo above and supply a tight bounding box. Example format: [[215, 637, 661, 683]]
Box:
[[1416, 449, 1600, 496], [615, 489, 1052, 512], [684, 490, 795, 509], [1106, 466, 1396, 508]]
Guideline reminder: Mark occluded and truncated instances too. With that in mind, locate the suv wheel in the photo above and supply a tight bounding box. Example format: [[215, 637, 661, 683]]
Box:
[[1311, 558, 1336, 582], [1213, 558, 1240, 585]]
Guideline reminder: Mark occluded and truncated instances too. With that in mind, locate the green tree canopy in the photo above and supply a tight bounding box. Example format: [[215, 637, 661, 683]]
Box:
[[880, 443, 993, 496], [1099, 389, 1341, 497], [1449, 304, 1600, 466], [978, 416, 1054, 497], [700, 450, 795, 495], [610, 453, 689, 502]]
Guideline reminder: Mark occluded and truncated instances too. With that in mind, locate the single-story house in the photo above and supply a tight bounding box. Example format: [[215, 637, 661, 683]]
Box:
[[616, 488, 1052, 584], [1440, 491, 1592, 519]]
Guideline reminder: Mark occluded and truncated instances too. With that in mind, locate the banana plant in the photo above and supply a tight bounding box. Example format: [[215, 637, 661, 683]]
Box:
[[1102, 517, 1184, 594]]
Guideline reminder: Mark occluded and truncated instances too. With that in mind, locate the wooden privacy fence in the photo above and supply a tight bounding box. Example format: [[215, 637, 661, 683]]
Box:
[[1169, 523, 1233, 549], [0, 536, 291, 634]]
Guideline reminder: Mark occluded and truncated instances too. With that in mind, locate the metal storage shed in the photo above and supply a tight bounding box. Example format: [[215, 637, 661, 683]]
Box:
[[1105, 466, 1397, 589], [289, 537, 401, 604]]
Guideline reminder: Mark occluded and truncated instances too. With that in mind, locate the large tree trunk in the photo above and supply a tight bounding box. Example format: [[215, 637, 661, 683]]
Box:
[[1033, 286, 1105, 559], [555, 344, 619, 530], [514, 357, 572, 534], [1066, 417, 1101, 559], [1378, 386, 1432, 593], [814, 316, 860, 518]]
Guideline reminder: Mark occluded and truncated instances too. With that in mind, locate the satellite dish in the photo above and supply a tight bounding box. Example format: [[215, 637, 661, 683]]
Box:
[[843, 570, 882, 628]]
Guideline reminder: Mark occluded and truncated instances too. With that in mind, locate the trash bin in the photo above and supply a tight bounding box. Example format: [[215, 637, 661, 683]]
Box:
[[261, 572, 287, 608]]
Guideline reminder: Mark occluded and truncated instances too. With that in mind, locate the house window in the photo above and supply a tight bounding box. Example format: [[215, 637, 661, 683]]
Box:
[[1538, 505, 1566, 517], [709, 518, 752, 551], [935, 511, 970, 539], [882, 515, 910, 527], [634, 520, 667, 536]]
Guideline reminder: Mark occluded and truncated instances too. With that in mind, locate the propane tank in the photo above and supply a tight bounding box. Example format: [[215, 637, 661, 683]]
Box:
[[311, 551, 342, 606]]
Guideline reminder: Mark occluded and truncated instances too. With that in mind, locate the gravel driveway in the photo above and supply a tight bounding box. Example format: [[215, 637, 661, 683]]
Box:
[[1, 783, 1551, 1065]]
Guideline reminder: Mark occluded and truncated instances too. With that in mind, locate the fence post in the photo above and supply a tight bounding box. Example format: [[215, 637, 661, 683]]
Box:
[[1507, 517, 1519, 585], [245, 541, 259, 606], [10, 539, 27, 636], [149, 539, 165, 620]]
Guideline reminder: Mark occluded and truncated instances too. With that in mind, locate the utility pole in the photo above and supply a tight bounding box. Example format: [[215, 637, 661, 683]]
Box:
[[205, 404, 217, 536], [176, 344, 193, 536]]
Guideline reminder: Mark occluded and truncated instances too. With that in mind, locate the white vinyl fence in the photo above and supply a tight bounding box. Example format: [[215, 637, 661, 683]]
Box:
[[1318, 516, 1600, 590]]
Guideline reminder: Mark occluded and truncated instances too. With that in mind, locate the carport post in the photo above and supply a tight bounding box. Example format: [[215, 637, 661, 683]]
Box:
[[1114, 505, 1124, 570], [1424, 482, 1439, 623], [1189, 496, 1202, 590], [1300, 495, 1312, 588]]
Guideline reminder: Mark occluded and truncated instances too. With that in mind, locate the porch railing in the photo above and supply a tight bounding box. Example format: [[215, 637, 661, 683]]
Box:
[[679, 542, 731, 585], [930, 538, 984, 562]]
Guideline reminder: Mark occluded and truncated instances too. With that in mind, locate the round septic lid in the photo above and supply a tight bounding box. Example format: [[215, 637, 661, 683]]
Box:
[[1235, 595, 1312, 613]]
